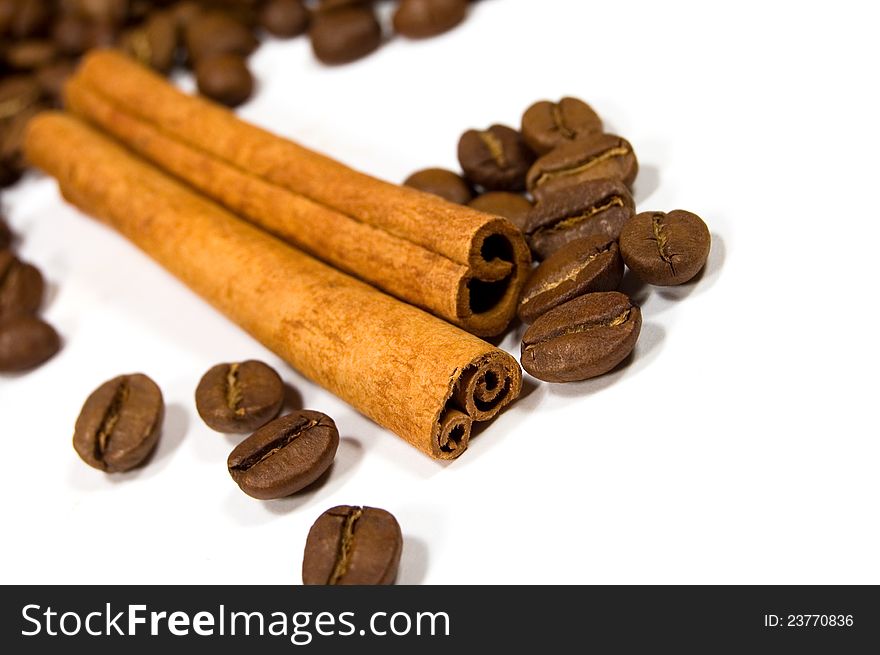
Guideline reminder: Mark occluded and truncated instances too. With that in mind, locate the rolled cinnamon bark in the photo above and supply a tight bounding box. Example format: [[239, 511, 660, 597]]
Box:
[[65, 50, 531, 337], [26, 113, 522, 460]]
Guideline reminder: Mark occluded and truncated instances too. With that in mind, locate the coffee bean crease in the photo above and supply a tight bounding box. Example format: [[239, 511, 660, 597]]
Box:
[[230, 416, 319, 471], [521, 244, 614, 303], [534, 146, 631, 188], [328, 506, 363, 584], [94, 379, 130, 464], [479, 130, 507, 168], [523, 307, 633, 351]]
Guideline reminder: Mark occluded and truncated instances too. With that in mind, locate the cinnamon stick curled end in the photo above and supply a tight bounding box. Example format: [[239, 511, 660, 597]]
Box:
[[457, 219, 531, 336], [435, 350, 522, 459]]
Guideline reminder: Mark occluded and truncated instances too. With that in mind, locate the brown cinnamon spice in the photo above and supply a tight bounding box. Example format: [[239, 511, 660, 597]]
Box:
[[25, 113, 522, 460], [65, 50, 531, 337]]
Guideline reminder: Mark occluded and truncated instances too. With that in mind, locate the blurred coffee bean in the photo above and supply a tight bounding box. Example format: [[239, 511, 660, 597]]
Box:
[[75, 0, 128, 27], [9, 0, 52, 39], [0, 0, 18, 36], [186, 10, 258, 62], [35, 59, 77, 106], [260, 0, 309, 38], [0, 315, 60, 371], [51, 15, 92, 56], [4, 39, 58, 70], [0, 250, 44, 320], [86, 20, 119, 49], [122, 10, 178, 73], [309, 5, 381, 65], [393, 0, 467, 39], [0, 216, 12, 249], [0, 76, 42, 120], [195, 53, 254, 107]]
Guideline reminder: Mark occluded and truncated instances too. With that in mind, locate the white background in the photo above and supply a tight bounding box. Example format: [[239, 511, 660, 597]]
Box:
[[2, 0, 879, 584]]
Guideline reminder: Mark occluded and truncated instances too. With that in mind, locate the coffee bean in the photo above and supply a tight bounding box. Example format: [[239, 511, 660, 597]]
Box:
[[74, 0, 128, 27], [518, 235, 624, 324], [35, 59, 77, 106], [521, 97, 603, 155], [195, 53, 254, 107], [0, 251, 44, 319], [393, 0, 467, 39], [0, 160, 22, 187], [195, 359, 284, 433], [0, 0, 16, 34], [403, 167, 472, 204], [185, 10, 258, 62], [302, 505, 402, 585], [227, 410, 338, 499], [524, 177, 634, 259], [0, 314, 59, 371], [51, 15, 93, 56], [526, 133, 638, 199], [0, 217, 12, 249], [468, 192, 532, 232], [0, 75, 43, 119], [457, 124, 535, 191], [309, 5, 381, 65], [4, 39, 58, 70], [121, 11, 178, 73], [259, 0, 309, 38], [521, 291, 641, 382], [619, 210, 711, 286], [8, 0, 52, 39], [73, 373, 164, 472]]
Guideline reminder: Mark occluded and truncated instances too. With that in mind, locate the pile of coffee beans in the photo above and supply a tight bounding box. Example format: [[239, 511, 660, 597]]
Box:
[[0, 0, 469, 187], [0, 0, 472, 188], [405, 95, 712, 383], [71, 359, 401, 584], [0, 201, 60, 371]]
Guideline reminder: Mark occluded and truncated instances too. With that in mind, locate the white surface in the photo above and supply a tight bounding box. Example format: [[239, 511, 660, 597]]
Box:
[[2, 0, 879, 585]]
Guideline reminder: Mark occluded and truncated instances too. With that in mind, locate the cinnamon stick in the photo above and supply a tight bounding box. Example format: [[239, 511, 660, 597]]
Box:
[[26, 113, 522, 460], [65, 50, 532, 337]]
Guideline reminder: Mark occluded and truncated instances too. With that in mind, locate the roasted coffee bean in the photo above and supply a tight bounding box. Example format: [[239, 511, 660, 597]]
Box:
[[403, 167, 472, 204], [4, 39, 58, 70], [227, 410, 338, 499], [0, 160, 22, 187], [518, 235, 624, 324], [526, 133, 638, 199], [0, 0, 16, 34], [457, 124, 535, 191], [35, 59, 77, 106], [468, 191, 532, 231], [51, 15, 93, 56], [195, 53, 254, 106], [521, 291, 641, 382], [393, 0, 467, 39], [86, 20, 119, 49], [72, 373, 164, 472], [1, 104, 45, 173], [121, 11, 178, 73], [524, 178, 634, 259], [74, 0, 128, 26], [260, 0, 309, 37], [619, 210, 711, 286], [0, 250, 44, 319], [0, 75, 43, 120], [525, 179, 635, 259], [521, 97, 603, 155], [195, 359, 284, 433], [185, 10, 258, 62], [0, 217, 12, 249], [309, 5, 381, 65], [0, 314, 59, 371], [302, 505, 402, 585], [8, 0, 52, 39]]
